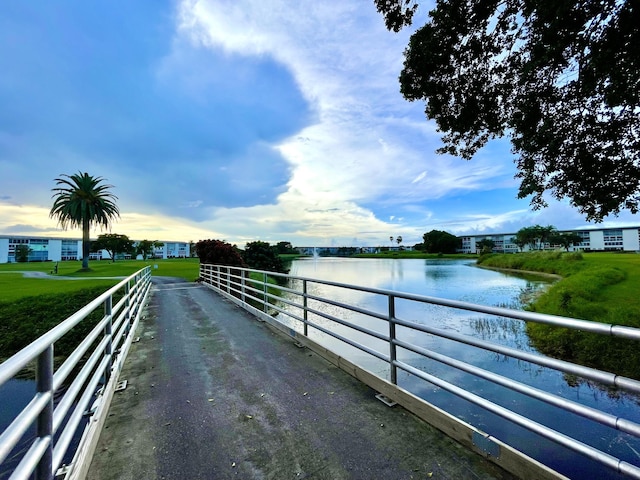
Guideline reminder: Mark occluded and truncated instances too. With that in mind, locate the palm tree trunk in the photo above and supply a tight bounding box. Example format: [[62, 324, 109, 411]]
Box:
[[82, 218, 90, 270]]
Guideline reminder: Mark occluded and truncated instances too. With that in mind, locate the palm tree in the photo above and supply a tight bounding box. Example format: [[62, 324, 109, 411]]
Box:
[[50, 172, 120, 270]]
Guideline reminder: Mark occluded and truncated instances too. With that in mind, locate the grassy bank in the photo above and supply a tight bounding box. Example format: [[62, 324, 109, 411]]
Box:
[[0, 258, 200, 303], [0, 258, 200, 360], [478, 251, 640, 378], [0, 285, 114, 361]]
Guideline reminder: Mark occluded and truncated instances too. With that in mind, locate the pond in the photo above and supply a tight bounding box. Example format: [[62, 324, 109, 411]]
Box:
[[285, 257, 640, 480]]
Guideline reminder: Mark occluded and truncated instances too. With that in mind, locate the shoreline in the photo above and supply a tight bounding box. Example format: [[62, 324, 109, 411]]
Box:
[[475, 263, 562, 280]]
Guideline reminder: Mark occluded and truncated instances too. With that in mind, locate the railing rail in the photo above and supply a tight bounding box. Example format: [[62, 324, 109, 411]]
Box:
[[0, 266, 151, 480], [199, 263, 640, 480]]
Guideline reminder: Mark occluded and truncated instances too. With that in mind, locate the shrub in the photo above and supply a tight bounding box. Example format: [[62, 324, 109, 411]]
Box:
[[195, 239, 246, 267]]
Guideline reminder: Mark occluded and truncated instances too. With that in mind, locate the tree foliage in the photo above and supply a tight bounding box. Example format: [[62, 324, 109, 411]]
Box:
[[422, 229, 461, 253], [136, 240, 153, 260], [134, 240, 165, 260], [195, 239, 246, 267], [515, 225, 557, 250], [476, 238, 495, 254], [50, 172, 120, 270], [14, 244, 32, 263], [510, 235, 526, 252], [549, 232, 583, 251], [376, 0, 640, 221], [243, 241, 289, 274], [92, 233, 133, 261], [275, 241, 296, 254]]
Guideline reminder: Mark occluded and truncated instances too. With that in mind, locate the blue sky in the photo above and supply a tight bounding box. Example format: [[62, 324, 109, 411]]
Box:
[[1, 0, 637, 247]]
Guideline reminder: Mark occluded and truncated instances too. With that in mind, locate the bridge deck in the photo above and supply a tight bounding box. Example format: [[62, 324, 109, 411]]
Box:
[[87, 277, 516, 480]]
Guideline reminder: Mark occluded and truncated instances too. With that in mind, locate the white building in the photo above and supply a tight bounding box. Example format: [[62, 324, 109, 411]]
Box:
[[459, 226, 640, 254], [0, 235, 190, 263]]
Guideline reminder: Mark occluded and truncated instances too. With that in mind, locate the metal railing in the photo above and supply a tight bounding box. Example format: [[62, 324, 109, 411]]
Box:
[[200, 264, 640, 480], [0, 266, 151, 480]]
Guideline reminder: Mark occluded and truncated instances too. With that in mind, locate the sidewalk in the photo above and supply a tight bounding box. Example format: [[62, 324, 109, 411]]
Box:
[[87, 277, 516, 480]]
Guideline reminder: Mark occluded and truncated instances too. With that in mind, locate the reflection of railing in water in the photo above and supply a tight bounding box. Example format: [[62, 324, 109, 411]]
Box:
[[200, 263, 640, 480], [0, 267, 152, 480]]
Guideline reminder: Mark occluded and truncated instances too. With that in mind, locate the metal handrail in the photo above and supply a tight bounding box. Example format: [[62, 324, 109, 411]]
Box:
[[199, 263, 640, 480], [0, 266, 151, 480]]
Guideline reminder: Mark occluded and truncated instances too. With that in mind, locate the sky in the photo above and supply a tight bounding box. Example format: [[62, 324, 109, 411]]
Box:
[[1, 0, 637, 248]]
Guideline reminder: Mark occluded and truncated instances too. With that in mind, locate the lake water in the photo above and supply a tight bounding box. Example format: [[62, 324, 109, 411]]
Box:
[[285, 257, 640, 480]]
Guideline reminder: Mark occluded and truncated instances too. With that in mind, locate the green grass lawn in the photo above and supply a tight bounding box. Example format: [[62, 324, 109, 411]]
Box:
[[478, 251, 640, 378], [0, 257, 201, 358], [582, 252, 640, 313], [0, 258, 201, 303]]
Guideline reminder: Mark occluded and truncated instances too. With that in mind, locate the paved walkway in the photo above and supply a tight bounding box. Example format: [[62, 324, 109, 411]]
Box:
[[87, 277, 516, 480]]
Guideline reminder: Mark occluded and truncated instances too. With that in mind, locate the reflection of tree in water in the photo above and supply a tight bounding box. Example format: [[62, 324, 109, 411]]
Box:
[[423, 265, 452, 280]]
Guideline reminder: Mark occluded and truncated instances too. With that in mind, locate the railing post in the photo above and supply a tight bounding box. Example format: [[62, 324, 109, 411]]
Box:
[[36, 345, 53, 480], [103, 295, 113, 384], [124, 281, 131, 335], [303, 279, 308, 337], [241, 270, 246, 304], [388, 294, 397, 385], [263, 272, 268, 312], [224, 267, 230, 293]]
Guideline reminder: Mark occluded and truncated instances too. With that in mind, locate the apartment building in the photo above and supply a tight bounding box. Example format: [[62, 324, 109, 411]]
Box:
[[0, 235, 190, 263], [459, 226, 640, 254]]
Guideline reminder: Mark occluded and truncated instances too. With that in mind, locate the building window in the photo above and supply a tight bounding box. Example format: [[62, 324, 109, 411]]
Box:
[[603, 229, 623, 248]]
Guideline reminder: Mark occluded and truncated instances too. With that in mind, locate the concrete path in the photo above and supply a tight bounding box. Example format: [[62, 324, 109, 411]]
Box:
[[87, 277, 516, 480]]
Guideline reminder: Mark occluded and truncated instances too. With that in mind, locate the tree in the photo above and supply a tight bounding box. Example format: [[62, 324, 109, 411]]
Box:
[[375, 0, 640, 221], [276, 241, 296, 254], [549, 232, 583, 251], [14, 244, 32, 263], [243, 241, 288, 274], [476, 238, 495, 254], [195, 239, 246, 267], [91, 233, 133, 262], [153, 241, 165, 258], [511, 236, 526, 253], [422, 230, 461, 254], [515, 225, 557, 250], [396, 236, 403, 246], [50, 172, 120, 270], [135, 240, 152, 260]]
